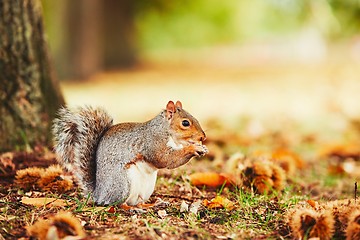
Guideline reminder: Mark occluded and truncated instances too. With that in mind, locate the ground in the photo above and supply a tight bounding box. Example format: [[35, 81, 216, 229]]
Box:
[[1, 52, 360, 239]]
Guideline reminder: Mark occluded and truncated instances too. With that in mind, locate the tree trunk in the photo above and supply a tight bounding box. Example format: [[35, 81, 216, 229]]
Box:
[[103, 0, 137, 69], [0, 0, 64, 152], [42, 0, 137, 80], [67, 0, 102, 79]]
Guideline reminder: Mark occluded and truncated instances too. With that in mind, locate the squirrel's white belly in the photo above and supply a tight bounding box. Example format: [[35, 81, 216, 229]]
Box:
[[125, 161, 158, 205]]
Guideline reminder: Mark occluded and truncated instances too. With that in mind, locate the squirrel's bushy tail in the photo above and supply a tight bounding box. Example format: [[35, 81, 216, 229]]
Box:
[[52, 106, 113, 195]]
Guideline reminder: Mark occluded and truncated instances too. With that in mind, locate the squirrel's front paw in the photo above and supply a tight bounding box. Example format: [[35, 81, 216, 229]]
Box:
[[193, 144, 208, 157]]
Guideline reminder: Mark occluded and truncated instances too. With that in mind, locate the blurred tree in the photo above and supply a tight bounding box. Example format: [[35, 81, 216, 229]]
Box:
[[0, 0, 64, 152], [43, 0, 138, 80], [103, 0, 137, 69], [328, 0, 360, 39], [42, 0, 360, 80], [68, 0, 103, 79]]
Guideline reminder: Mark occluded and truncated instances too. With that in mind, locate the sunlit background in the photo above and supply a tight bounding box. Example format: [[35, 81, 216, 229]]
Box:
[[42, 0, 360, 137]]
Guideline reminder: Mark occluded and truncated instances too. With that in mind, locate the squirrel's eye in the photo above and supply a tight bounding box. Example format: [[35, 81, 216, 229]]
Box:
[[182, 120, 190, 127]]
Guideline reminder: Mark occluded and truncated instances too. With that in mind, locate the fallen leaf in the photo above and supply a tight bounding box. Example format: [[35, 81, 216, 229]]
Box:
[[0, 152, 15, 172], [21, 197, 68, 207], [189, 172, 235, 188], [189, 200, 202, 215], [327, 164, 346, 175], [108, 206, 116, 213], [180, 201, 189, 213], [307, 199, 318, 209], [158, 210, 167, 218], [203, 196, 235, 210], [81, 206, 107, 212]]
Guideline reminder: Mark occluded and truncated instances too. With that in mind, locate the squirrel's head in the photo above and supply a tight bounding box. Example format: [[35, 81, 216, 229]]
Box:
[[165, 100, 206, 145]]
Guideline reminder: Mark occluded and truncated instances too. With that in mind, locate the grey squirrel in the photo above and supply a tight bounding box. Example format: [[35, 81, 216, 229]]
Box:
[[52, 101, 208, 205]]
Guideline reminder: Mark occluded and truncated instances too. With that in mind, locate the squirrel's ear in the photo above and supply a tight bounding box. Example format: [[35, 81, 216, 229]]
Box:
[[166, 101, 176, 120], [175, 101, 182, 109]]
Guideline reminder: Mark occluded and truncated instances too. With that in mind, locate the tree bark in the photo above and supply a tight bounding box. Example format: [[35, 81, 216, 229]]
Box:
[[0, 0, 64, 152], [102, 0, 137, 69], [42, 0, 137, 80], [67, 0, 102, 79]]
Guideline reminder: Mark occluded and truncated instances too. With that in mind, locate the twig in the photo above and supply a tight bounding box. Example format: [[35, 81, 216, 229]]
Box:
[[153, 193, 203, 201], [355, 182, 358, 202]]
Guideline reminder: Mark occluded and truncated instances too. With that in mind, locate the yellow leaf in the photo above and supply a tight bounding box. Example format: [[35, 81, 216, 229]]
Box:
[[21, 197, 68, 207], [81, 206, 107, 212], [203, 196, 235, 210], [307, 199, 318, 209]]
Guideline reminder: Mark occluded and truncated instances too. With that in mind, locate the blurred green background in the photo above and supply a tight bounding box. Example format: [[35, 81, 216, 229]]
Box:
[[41, 0, 360, 136], [42, 0, 360, 79]]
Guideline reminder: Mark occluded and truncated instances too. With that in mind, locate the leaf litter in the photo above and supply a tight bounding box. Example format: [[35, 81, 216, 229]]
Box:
[[1, 113, 359, 239]]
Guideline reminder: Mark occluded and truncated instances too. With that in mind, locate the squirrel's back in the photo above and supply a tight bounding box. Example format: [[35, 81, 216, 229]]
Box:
[[52, 106, 113, 195]]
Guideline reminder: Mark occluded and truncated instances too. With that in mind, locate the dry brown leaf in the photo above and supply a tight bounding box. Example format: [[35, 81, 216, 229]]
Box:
[[158, 209, 167, 218], [0, 152, 15, 172], [203, 196, 235, 210], [320, 143, 360, 160], [327, 164, 346, 175], [107, 206, 116, 213], [81, 206, 107, 212], [189, 172, 235, 188], [307, 199, 318, 209], [21, 197, 68, 207]]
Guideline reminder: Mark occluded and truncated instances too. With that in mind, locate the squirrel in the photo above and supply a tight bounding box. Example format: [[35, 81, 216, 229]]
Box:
[[52, 100, 208, 205]]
